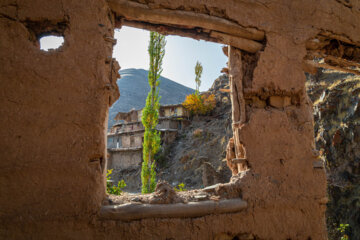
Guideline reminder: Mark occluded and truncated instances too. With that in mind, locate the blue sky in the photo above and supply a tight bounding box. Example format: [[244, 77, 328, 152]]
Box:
[[39, 26, 228, 91], [113, 27, 227, 91]]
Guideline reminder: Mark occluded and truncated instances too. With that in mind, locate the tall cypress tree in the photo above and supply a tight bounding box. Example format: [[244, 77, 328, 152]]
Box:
[[194, 61, 203, 94], [141, 32, 166, 194]]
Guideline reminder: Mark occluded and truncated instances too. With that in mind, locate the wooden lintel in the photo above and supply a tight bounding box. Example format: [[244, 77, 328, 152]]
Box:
[[210, 31, 263, 53], [108, 0, 264, 41], [100, 198, 247, 221], [122, 20, 217, 42]]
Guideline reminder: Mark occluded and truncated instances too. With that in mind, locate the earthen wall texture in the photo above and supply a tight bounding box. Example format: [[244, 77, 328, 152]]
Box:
[[109, 151, 142, 170], [1, 0, 360, 239]]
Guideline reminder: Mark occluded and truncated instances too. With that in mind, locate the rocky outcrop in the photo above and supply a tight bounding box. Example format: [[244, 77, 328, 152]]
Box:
[[157, 74, 232, 189], [307, 69, 360, 240]]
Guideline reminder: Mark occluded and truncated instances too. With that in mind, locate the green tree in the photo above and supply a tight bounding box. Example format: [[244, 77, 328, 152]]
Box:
[[141, 32, 166, 194], [194, 61, 203, 94]]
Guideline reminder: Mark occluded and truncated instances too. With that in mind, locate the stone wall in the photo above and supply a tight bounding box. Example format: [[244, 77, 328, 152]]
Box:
[[1, 0, 360, 239]]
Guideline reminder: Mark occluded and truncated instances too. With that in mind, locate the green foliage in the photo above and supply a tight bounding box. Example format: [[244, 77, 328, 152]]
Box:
[[174, 182, 187, 192], [195, 61, 203, 94], [141, 31, 166, 194], [337, 223, 350, 240], [106, 169, 126, 195]]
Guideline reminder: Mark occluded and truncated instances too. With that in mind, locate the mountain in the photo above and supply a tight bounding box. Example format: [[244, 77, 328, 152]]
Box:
[[108, 68, 195, 127]]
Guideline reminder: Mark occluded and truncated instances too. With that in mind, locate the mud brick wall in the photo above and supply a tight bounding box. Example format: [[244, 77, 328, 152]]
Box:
[[1, 0, 360, 239]]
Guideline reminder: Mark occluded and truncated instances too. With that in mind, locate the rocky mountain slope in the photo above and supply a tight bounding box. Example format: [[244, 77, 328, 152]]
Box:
[[307, 70, 360, 240], [108, 68, 194, 127], [157, 74, 232, 189]]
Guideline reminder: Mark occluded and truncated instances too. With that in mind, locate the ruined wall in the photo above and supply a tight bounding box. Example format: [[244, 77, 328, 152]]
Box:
[[0, 0, 119, 238], [1, 0, 360, 239]]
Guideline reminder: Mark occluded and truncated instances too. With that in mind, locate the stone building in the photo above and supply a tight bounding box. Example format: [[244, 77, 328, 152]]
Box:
[[107, 104, 190, 178]]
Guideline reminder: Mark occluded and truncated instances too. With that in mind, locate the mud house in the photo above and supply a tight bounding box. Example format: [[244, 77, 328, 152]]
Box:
[[2, 0, 360, 239], [107, 104, 189, 171]]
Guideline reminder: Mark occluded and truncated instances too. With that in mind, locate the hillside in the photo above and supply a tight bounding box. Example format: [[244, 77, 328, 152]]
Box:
[[157, 74, 232, 189], [108, 68, 195, 127], [111, 74, 233, 193], [306, 70, 360, 240]]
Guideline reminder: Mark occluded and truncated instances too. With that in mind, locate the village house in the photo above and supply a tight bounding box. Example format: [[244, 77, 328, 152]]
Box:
[[107, 104, 190, 172]]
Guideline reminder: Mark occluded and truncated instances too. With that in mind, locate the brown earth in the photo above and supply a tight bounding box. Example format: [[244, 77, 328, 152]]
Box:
[[1, 0, 360, 239]]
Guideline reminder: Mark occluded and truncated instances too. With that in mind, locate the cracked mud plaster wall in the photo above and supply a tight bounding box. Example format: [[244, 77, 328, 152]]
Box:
[[0, 0, 360, 239]]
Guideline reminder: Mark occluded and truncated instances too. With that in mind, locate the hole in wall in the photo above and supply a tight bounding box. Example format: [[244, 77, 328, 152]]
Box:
[[39, 35, 64, 51], [24, 19, 68, 50]]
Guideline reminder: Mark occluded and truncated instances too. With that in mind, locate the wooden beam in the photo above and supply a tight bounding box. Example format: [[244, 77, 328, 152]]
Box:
[[122, 20, 217, 42], [324, 55, 360, 69], [100, 198, 247, 221], [304, 60, 360, 75], [229, 47, 246, 125], [319, 31, 360, 47], [211, 31, 262, 53], [122, 20, 263, 53], [232, 158, 247, 164], [108, 0, 264, 41]]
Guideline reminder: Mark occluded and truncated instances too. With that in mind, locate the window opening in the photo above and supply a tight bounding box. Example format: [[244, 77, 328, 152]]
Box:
[[39, 35, 64, 51], [105, 24, 256, 197]]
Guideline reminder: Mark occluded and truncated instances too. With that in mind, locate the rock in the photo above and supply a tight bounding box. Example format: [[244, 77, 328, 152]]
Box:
[[193, 128, 203, 138], [131, 197, 141, 202], [194, 194, 208, 200], [149, 181, 181, 204], [203, 183, 222, 192], [202, 162, 221, 186], [313, 160, 324, 168], [251, 96, 266, 108], [307, 69, 360, 239]]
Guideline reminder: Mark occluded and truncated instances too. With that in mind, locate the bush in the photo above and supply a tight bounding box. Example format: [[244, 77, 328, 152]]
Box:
[[106, 169, 126, 195], [174, 182, 186, 192], [183, 93, 216, 116], [337, 223, 350, 240]]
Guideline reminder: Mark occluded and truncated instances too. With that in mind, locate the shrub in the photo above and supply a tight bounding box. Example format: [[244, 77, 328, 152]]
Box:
[[106, 169, 126, 195], [174, 182, 186, 192], [337, 223, 350, 240], [183, 93, 216, 116]]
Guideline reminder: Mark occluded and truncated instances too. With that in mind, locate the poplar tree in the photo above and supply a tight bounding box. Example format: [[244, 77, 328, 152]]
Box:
[[141, 32, 166, 193], [195, 61, 203, 94]]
